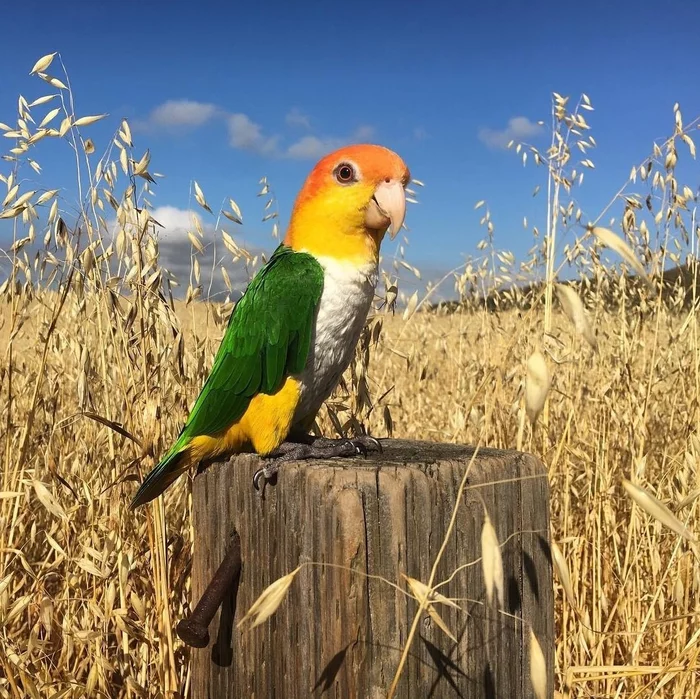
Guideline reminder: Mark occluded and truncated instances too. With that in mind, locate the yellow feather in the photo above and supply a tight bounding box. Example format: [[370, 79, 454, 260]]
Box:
[[188, 377, 301, 461], [285, 181, 383, 265]]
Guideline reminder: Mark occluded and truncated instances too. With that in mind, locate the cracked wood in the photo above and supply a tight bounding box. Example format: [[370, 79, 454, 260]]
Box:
[[188, 438, 554, 698]]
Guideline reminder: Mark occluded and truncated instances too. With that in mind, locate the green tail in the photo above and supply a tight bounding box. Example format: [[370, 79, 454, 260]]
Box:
[[130, 440, 189, 510]]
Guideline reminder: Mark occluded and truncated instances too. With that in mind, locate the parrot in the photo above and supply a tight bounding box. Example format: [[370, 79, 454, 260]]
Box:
[[130, 143, 410, 509]]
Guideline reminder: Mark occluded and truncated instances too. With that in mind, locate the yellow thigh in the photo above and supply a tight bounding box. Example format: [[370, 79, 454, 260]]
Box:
[[187, 377, 301, 460], [236, 377, 301, 455]]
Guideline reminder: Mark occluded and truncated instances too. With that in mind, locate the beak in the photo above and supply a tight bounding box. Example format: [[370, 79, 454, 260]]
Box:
[[365, 179, 406, 239]]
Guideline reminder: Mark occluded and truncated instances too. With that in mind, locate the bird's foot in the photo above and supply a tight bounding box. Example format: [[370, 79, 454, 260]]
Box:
[[308, 435, 384, 455], [252, 435, 383, 492]]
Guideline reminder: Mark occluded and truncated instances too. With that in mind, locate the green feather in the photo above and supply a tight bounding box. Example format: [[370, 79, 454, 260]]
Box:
[[130, 244, 324, 508]]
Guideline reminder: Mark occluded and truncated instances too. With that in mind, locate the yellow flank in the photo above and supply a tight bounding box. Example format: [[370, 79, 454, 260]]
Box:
[[187, 376, 302, 462]]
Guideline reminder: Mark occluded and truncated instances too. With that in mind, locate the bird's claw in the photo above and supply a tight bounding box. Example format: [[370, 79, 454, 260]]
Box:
[[352, 440, 368, 457], [251, 435, 384, 492], [313, 434, 383, 456], [360, 435, 383, 454], [253, 465, 278, 492]]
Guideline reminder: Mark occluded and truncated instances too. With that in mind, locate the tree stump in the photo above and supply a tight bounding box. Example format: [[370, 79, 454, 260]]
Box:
[[187, 439, 553, 698]]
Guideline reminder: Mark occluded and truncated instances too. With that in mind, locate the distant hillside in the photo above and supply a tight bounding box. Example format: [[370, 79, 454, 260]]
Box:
[[430, 262, 700, 313]]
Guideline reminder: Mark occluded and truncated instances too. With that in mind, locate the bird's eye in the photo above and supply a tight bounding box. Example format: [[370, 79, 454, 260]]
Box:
[[334, 163, 356, 184]]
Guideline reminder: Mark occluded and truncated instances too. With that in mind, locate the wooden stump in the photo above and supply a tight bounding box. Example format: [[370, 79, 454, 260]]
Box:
[[188, 439, 554, 698]]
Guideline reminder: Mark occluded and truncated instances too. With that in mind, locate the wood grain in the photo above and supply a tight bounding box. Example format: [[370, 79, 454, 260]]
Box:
[[188, 439, 553, 698]]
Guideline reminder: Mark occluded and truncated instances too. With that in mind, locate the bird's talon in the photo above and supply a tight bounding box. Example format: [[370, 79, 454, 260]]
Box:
[[250, 434, 385, 493], [368, 436, 383, 453], [253, 463, 280, 493], [252, 468, 266, 491]]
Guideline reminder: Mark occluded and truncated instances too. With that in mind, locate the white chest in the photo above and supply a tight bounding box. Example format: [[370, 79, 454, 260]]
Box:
[[293, 255, 378, 424]]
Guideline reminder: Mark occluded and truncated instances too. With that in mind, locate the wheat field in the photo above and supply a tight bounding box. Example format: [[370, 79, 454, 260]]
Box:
[[2, 54, 700, 697]]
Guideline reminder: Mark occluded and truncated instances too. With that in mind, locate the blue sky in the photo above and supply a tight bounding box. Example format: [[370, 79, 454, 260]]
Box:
[[2, 0, 700, 296]]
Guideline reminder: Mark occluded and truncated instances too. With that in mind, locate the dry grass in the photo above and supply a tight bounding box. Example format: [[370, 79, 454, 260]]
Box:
[[2, 53, 700, 697]]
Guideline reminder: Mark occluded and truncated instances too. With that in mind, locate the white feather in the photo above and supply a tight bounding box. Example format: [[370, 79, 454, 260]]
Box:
[[292, 254, 377, 426]]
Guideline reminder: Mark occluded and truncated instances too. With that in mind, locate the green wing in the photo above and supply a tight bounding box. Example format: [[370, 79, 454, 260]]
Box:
[[130, 244, 324, 508]]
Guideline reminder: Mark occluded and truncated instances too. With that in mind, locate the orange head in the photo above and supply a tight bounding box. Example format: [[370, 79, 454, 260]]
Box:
[[284, 144, 411, 265]]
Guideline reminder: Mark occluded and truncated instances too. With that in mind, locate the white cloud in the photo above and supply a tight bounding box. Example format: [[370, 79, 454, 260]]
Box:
[[227, 113, 279, 155], [136, 99, 376, 160], [105, 205, 203, 243], [143, 100, 219, 130], [284, 125, 376, 160], [478, 116, 543, 150], [150, 205, 206, 243], [353, 125, 375, 141], [413, 127, 428, 141], [142, 206, 264, 298], [285, 107, 311, 129], [285, 135, 345, 160]]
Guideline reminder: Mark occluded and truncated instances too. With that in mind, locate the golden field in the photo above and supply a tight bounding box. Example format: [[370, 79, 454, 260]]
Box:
[[2, 54, 700, 697], [3, 292, 700, 697]]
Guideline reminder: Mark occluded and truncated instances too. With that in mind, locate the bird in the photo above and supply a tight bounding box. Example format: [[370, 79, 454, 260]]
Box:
[[130, 143, 410, 509]]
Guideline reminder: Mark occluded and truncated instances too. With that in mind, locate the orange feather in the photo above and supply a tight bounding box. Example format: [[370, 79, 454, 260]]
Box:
[[284, 144, 410, 264]]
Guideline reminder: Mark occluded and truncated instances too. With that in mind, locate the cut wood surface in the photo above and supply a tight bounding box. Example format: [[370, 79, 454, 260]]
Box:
[[188, 439, 553, 698]]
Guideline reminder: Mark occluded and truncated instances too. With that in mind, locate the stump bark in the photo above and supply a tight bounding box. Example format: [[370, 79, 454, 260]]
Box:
[[188, 439, 554, 698]]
